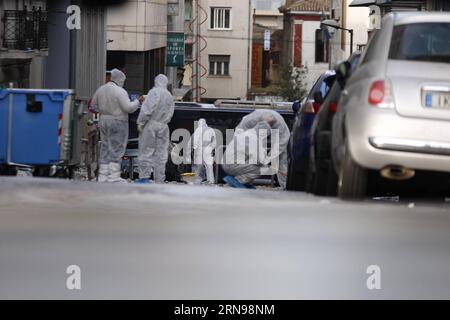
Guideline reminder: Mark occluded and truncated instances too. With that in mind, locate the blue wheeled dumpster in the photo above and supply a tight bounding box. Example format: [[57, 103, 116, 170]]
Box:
[[0, 89, 82, 167], [0, 91, 8, 164]]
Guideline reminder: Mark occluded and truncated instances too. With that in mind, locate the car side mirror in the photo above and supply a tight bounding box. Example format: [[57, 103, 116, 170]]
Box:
[[336, 61, 352, 88], [336, 61, 351, 84], [292, 100, 301, 114]]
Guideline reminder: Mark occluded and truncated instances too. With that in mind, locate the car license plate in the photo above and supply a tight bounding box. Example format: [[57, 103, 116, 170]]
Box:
[[423, 90, 450, 110]]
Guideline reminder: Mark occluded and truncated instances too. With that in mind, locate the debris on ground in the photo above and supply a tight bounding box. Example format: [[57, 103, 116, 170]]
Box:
[[373, 196, 400, 202], [16, 168, 33, 178]]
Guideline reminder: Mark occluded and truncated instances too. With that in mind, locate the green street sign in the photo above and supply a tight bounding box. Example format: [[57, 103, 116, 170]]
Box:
[[167, 32, 185, 67]]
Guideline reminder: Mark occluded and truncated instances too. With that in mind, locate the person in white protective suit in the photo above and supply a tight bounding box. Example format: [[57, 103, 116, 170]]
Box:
[[137, 74, 175, 184], [235, 109, 290, 189], [222, 121, 273, 189], [192, 119, 217, 184], [91, 68, 143, 183]]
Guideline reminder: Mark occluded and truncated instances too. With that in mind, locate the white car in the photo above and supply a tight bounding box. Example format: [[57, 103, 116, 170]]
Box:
[[332, 12, 450, 199]]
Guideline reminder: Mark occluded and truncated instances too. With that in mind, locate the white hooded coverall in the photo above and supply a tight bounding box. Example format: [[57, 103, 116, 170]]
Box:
[[192, 119, 217, 184], [222, 121, 272, 185], [236, 110, 290, 189], [137, 74, 175, 183], [91, 69, 140, 182]]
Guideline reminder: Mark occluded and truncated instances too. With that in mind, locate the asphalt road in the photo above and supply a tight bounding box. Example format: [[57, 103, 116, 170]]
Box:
[[0, 177, 450, 299]]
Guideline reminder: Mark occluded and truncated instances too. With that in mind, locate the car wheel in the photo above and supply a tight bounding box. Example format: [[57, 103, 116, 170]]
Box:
[[287, 156, 307, 191], [311, 161, 337, 196], [326, 160, 338, 196], [305, 166, 314, 193], [310, 132, 332, 196], [338, 140, 368, 200]]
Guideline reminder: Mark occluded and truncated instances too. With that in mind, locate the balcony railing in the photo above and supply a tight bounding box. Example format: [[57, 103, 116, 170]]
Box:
[[2, 7, 48, 51]]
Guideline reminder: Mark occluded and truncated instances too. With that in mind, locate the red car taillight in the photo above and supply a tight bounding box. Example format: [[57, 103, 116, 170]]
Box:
[[329, 102, 338, 113], [368, 80, 395, 109], [368, 80, 385, 105]]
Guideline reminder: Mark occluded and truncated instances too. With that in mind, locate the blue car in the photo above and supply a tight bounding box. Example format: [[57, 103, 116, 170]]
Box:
[[287, 70, 336, 191]]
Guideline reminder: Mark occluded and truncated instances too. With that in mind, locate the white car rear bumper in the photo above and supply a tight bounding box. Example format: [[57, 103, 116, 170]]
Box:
[[346, 107, 450, 173]]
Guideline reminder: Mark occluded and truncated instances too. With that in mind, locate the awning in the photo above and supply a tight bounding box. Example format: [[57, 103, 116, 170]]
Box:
[[254, 21, 283, 29], [349, 0, 376, 7]]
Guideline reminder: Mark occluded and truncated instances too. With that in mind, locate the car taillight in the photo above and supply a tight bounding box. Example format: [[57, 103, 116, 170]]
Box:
[[368, 80, 395, 108], [304, 102, 315, 114], [368, 81, 385, 105], [329, 102, 338, 113], [305, 101, 322, 114], [312, 102, 321, 114]]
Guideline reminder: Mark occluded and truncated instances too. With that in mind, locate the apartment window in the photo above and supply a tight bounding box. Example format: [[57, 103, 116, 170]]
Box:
[[209, 55, 230, 76], [210, 7, 231, 30], [315, 29, 329, 63], [185, 43, 193, 60], [185, 0, 192, 21]]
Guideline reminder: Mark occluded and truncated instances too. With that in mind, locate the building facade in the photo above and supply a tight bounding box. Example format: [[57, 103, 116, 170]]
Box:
[[253, 0, 286, 10], [1, 0, 106, 98], [348, 0, 450, 30], [107, 0, 168, 95], [184, 0, 253, 102], [251, 0, 286, 90], [349, 0, 450, 15], [328, 0, 450, 72], [328, 0, 370, 67], [251, 8, 284, 89], [0, 0, 48, 88], [45, 0, 107, 99], [281, 0, 332, 91]]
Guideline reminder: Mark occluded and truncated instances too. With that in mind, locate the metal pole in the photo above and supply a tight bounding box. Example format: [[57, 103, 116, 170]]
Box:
[[196, 0, 202, 102], [349, 29, 354, 55], [246, 0, 251, 98], [328, 35, 332, 70], [192, 0, 198, 102]]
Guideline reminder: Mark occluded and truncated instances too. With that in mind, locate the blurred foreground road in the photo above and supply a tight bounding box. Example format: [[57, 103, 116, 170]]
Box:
[[0, 177, 450, 299]]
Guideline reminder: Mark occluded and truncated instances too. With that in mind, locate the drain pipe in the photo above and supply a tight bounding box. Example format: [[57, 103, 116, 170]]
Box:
[[246, 0, 252, 99]]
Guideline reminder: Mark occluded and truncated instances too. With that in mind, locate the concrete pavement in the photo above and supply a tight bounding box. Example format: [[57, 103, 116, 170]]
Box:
[[0, 177, 450, 299]]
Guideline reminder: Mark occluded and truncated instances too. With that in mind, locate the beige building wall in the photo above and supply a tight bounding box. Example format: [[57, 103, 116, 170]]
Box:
[[107, 0, 168, 52], [199, 0, 253, 100], [329, 0, 369, 67], [301, 19, 331, 91], [345, 5, 370, 55]]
